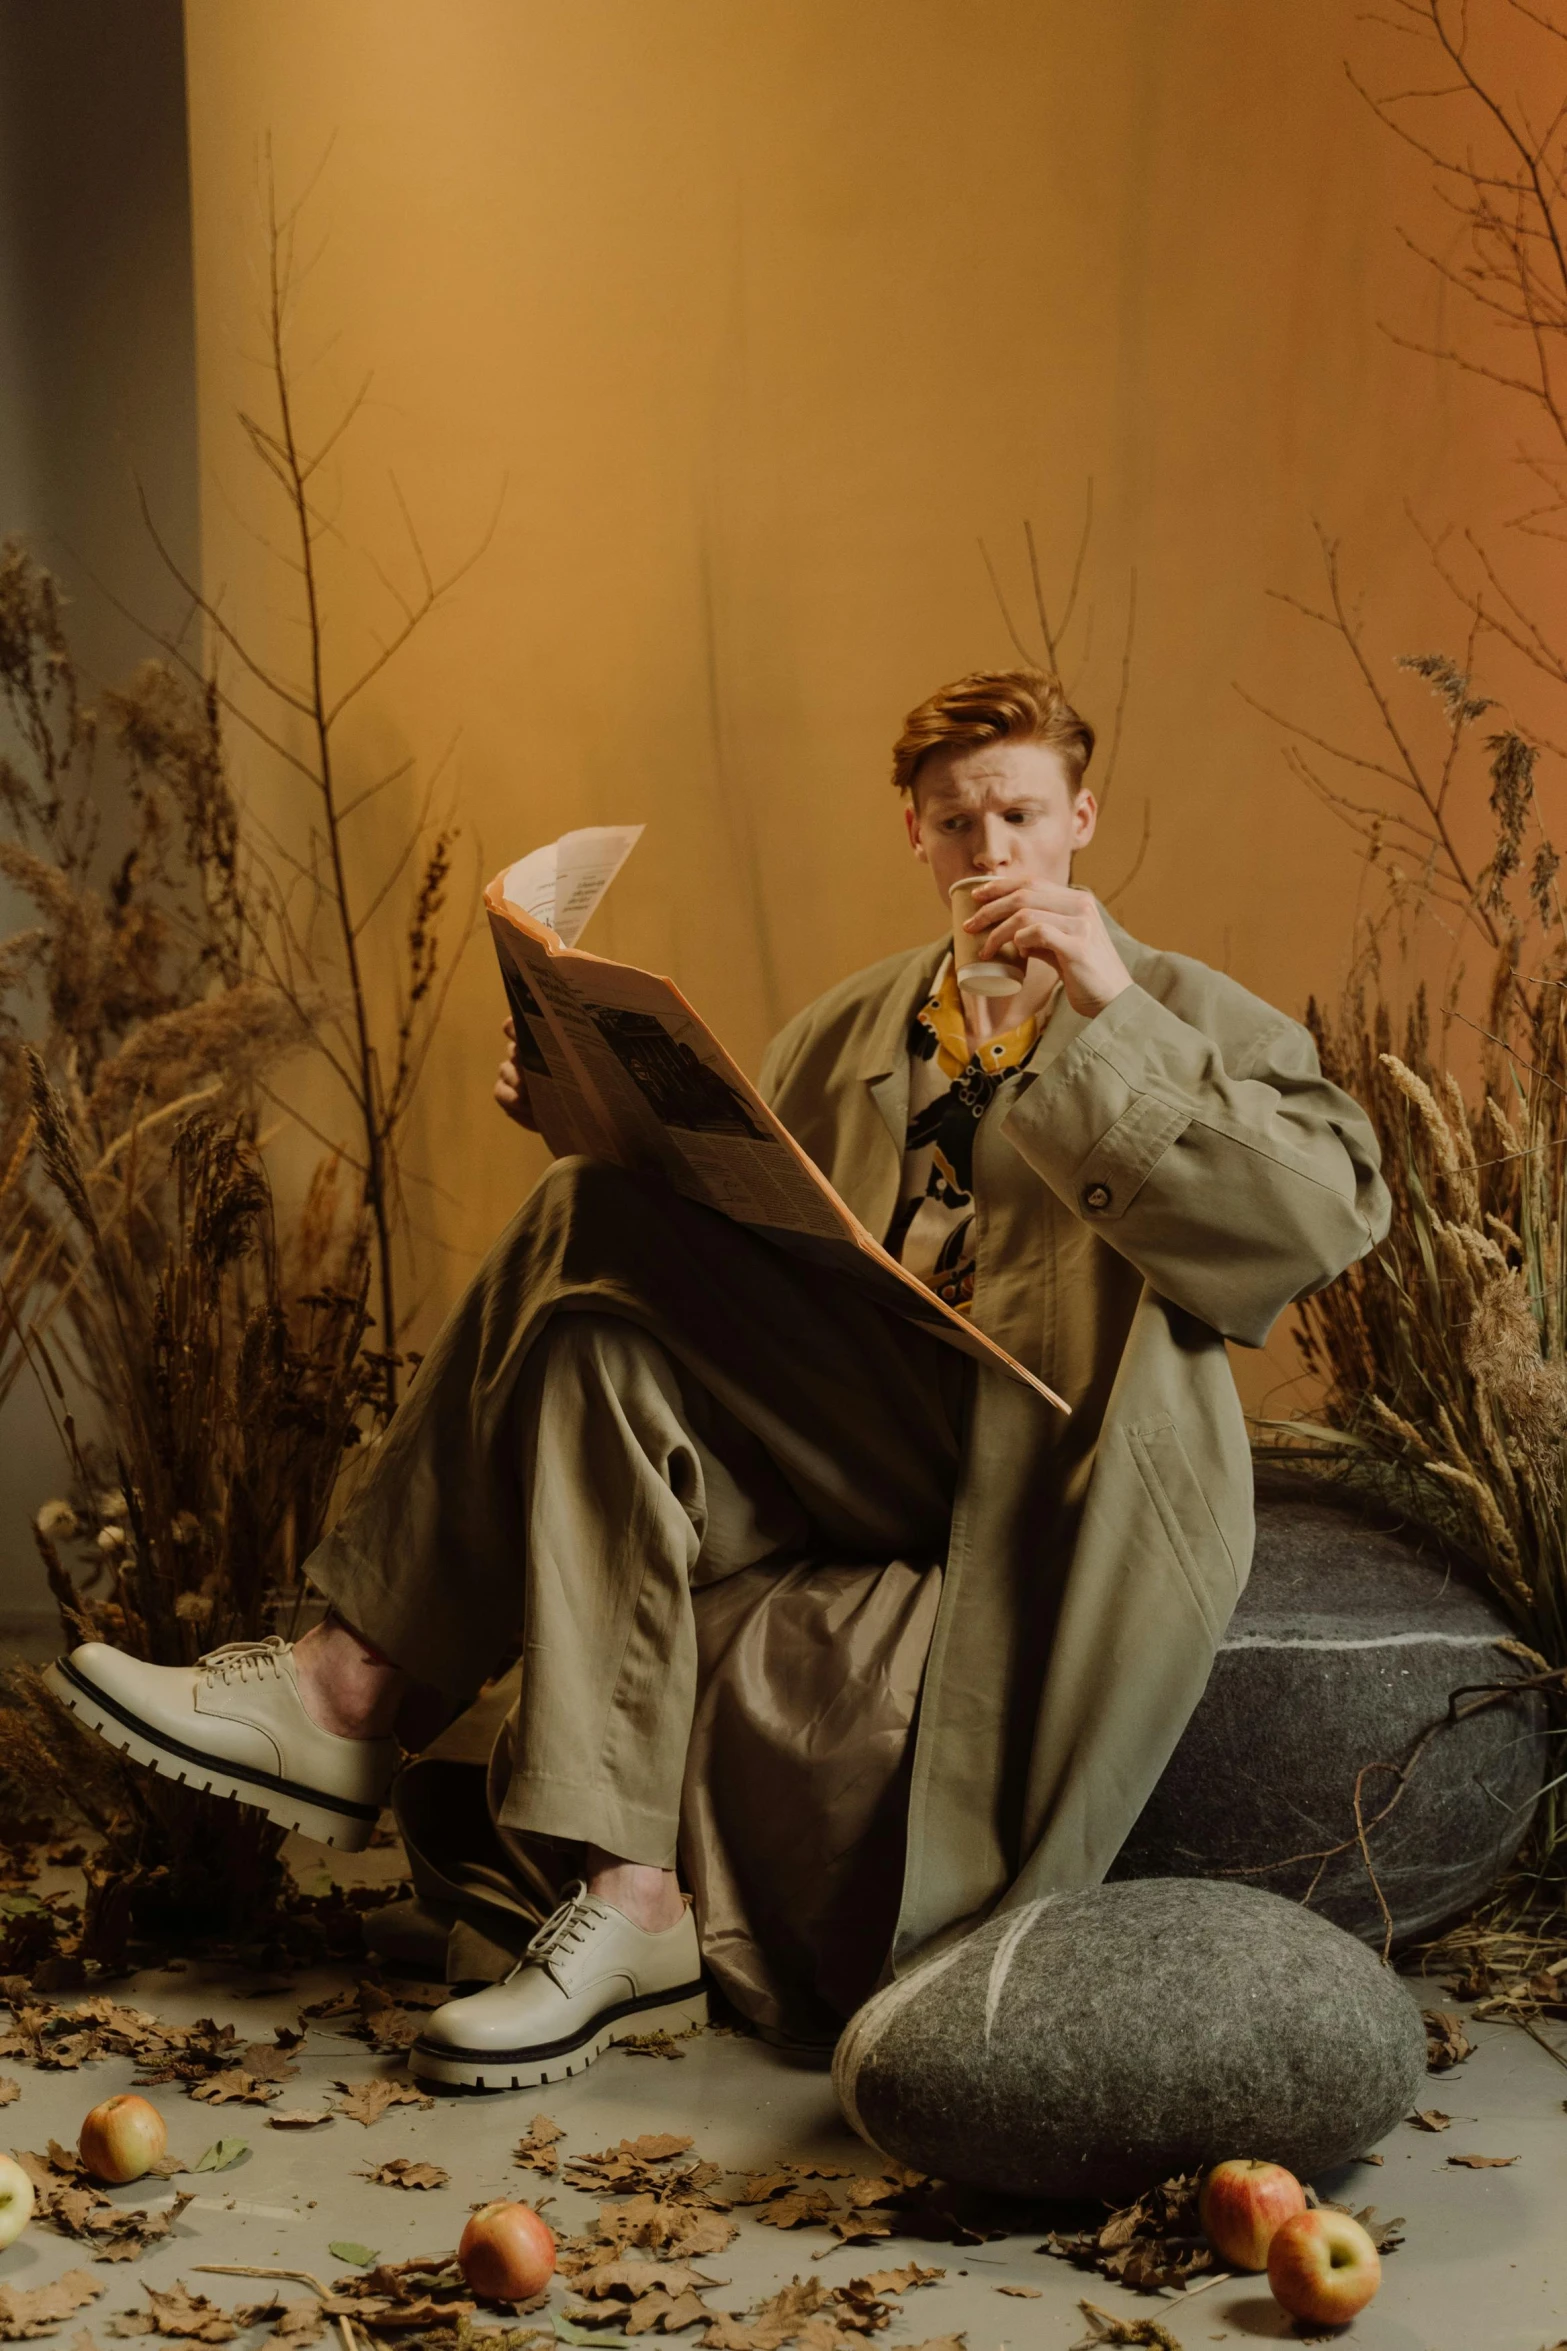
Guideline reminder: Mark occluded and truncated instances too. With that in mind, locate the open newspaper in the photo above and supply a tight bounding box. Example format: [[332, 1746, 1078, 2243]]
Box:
[[487, 827, 1067, 1412]]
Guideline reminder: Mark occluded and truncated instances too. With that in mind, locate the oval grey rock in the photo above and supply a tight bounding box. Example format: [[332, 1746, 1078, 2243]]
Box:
[[1112, 1473, 1548, 1946], [833, 1879, 1429, 2201]]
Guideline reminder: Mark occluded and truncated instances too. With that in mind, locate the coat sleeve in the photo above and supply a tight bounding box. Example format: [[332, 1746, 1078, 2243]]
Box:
[[999, 981, 1390, 1347]]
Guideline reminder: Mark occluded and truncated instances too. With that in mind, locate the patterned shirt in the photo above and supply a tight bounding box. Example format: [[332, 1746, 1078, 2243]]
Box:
[[884, 955, 1052, 1313]]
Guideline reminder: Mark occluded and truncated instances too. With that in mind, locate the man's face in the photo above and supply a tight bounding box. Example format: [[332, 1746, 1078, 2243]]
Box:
[[905, 738, 1098, 907]]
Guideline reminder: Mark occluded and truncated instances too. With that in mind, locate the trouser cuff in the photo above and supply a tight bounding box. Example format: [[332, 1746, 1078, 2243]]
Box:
[[495, 1772, 680, 1871]]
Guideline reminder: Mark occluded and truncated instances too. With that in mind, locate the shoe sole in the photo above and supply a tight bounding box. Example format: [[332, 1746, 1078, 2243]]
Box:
[[42, 1656, 382, 1852], [409, 1985, 709, 2090]]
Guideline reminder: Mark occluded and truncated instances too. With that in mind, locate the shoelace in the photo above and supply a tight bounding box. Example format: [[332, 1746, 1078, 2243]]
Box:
[[506, 1881, 598, 1982], [197, 1636, 289, 1687]]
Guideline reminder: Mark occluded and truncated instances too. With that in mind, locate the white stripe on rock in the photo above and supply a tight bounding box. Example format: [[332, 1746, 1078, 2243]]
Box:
[[984, 1900, 1049, 2052], [832, 1934, 971, 2146]]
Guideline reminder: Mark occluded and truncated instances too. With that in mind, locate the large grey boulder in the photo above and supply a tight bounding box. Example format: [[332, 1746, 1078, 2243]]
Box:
[[833, 1879, 1428, 2201], [1112, 1472, 1548, 1945]]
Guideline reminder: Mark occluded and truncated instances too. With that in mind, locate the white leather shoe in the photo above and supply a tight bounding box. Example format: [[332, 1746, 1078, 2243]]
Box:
[[43, 1638, 398, 1851], [410, 1881, 707, 2089]]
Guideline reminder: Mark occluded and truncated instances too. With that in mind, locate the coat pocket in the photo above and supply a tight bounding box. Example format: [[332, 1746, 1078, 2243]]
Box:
[[1125, 1416, 1240, 1645]]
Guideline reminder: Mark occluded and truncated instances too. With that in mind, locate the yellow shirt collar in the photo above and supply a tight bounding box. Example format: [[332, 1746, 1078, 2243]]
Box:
[[918, 955, 1044, 1083]]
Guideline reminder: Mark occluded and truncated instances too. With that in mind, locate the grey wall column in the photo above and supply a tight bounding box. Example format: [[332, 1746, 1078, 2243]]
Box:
[[0, 0, 201, 1637]]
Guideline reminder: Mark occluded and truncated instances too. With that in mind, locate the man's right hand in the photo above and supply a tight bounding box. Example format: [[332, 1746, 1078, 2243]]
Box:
[[495, 1017, 540, 1131]]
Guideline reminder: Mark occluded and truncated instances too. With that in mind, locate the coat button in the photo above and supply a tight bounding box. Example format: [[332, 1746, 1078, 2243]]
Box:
[[1083, 1181, 1112, 1213]]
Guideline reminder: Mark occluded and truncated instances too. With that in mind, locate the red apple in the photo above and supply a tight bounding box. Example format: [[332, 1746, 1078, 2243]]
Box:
[[1197, 2158, 1307, 2270], [0, 2152, 35, 2249], [458, 2200, 556, 2301], [78, 2093, 167, 2184], [1267, 2207, 1381, 2326]]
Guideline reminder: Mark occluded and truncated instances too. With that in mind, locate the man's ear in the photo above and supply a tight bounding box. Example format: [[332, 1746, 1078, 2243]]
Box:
[[1071, 787, 1099, 851], [904, 799, 928, 863]]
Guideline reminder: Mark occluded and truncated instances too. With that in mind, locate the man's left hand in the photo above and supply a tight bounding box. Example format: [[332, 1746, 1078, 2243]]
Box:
[[964, 879, 1133, 1018]]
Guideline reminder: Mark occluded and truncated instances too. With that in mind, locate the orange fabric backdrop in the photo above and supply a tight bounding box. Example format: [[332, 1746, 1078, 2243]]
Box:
[[181, 1, 1529, 1412]]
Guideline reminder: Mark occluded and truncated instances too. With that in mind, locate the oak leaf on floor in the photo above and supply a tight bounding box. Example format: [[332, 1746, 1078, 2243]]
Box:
[[330, 2078, 435, 2126], [1423, 2010, 1475, 2071], [0, 2273, 103, 2341], [850, 2270, 943, 2297], [513, 2117, 565, 2176], [109, 2285, 243, 2343], [1072, 2301, 1180, 2350], [15, 2146, 194, 2259], [700, 2277, 827, 2351], [360, 2159, 449, 2191]]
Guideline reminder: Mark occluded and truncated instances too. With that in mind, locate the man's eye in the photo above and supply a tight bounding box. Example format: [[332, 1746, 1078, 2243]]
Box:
[[1004, 809, 1032, 824]]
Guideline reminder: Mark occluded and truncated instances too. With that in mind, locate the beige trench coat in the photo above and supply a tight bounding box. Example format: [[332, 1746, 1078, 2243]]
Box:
[[329, 911, 1388, 2012], [756, 914, 1389, 1965]]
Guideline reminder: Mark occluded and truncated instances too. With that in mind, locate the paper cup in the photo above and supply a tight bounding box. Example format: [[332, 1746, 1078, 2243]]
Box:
[[949, 875, 1024, 998]]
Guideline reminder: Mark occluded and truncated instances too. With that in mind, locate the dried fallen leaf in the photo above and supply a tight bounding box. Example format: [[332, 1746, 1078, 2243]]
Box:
[[0, 2275, 103, 2342], [616, 2029, 698, 2061], [360, 2159, 448, 2191], [1042, 2172, 1213, 2295], [0, 2078, 18, 2105], [298, 1991, 358, 2024], [514, 2117, 566, 2177], [354, 1985, 421, 2056], [995, 2287, 1040, 2298], [852, 2270, 943, 2297], [192, 2141, 249, 2173], [330, 2079, 435, 2127], [701, 2278, 826, 2351], [1424, 2010, 1475, 2072], [1409, 2109, 1453, 2132], [571, 2265, 717, 2303], [1072, 2303, 1179, 2351], [1446, 2153, 1518, 2168], [267, 2111, 333, 2130], [194, 2069, 282, 2107], [604, 2203, 737, 2264], [15, 2146, 194, 2261], [328, 2246, 380, 2269], [327, 2256, 479, 2335], [267, 2311, 326, 2348], [563, 2138, 698, 2198], [825, 2281, 892, 2337], [565, 2259, 719, 2339], [751, 2193, 836, 2234], [110, 2285, 241, 2344]]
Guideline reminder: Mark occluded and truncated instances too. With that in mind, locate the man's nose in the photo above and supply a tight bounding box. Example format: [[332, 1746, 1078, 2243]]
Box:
[[971, 819, 1014, 870]]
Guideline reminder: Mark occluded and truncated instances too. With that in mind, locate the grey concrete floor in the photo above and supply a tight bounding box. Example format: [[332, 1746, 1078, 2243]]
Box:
[[1, 1832, 1565, 2351]]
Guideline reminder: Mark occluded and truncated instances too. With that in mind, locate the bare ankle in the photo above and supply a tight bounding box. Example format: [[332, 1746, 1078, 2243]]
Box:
[[584, 1848, 686, 1933], [293, 1617, 405, 1740]]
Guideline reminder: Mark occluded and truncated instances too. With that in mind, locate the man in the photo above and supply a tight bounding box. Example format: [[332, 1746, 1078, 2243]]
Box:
[[46, 670, 1388, 2091]]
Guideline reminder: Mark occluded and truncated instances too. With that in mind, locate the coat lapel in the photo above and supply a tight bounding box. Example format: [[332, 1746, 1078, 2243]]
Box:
[[862, 939, 944, 1147]]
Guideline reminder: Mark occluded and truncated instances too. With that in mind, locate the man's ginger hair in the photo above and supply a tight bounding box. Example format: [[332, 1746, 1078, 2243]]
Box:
[[890, 669, 1096, 799]]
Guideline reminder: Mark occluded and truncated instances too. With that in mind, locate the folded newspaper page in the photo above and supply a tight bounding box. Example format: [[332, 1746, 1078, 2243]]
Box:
[[487, 827, 1067, 1412]]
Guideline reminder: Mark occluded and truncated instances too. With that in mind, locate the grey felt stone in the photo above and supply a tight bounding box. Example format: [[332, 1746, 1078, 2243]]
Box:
[[1112, 1472, 1548, 1946], [833, 1879, 1428, 2202]]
